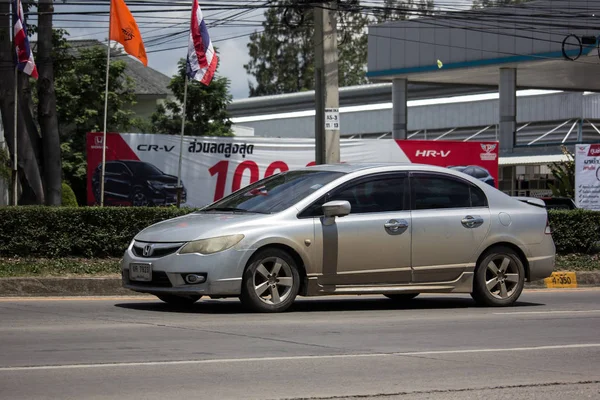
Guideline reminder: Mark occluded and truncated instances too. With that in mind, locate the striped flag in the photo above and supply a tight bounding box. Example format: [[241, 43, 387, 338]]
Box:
[[12, 0, 38, 79], [186, 0, 218, 85]]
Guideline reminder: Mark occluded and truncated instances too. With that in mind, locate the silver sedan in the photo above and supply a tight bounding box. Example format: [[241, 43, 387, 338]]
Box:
[[122, 163, 556, 312]]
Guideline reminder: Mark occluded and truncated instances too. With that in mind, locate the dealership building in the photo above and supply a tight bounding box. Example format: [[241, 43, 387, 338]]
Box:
[[228, 0, 600, 198]]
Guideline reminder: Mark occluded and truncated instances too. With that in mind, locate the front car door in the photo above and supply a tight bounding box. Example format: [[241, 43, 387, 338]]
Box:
[[409, 172, 491, 283], [307, 173, 412, 286]]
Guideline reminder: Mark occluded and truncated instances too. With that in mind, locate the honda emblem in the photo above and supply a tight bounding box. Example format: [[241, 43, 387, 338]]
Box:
[[143, 244, 154, 257]]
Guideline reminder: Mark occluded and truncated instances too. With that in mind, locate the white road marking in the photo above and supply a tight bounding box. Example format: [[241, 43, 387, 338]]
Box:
[[1, 343, 599, 372], [494, 310, 600, 315]]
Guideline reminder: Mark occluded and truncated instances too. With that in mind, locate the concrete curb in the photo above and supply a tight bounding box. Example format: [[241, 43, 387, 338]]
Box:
[[0, 271, 599, 297]]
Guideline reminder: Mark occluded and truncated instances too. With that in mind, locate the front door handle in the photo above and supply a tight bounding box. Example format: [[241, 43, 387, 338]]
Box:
[[461, 215, 484, 229], [384, 219, 409, 235]]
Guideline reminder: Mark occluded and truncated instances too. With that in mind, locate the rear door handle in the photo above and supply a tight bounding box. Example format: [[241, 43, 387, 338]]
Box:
[[384, 219, 409, 235], [461, 215, 484, 229]]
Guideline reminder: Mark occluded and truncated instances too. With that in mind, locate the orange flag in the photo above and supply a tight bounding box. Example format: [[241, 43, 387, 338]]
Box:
[[109, 0, 147, 66]]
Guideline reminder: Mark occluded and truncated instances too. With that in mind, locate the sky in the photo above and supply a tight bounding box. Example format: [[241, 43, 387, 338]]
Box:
[[29, 0, 474, 100]]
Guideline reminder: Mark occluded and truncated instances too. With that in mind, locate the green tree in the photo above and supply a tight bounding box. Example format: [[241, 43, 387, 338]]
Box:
[[244, 1, 433, 96], [472, 0, 529, 9], [52, 39, 139, 204], [548, 146, 575, 198], [151, 58, 233, 136], [374, 0, 434, 23]]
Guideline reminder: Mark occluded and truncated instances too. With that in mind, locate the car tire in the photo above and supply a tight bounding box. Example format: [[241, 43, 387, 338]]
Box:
[[471, 246, 525, 307], [240, 248, 300, 313], [384, 293, 419, 301], [132, 187, 151, 207], [157, 294, 201, 306]]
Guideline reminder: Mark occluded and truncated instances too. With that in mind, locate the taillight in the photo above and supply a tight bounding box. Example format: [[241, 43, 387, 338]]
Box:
[[545, 217, 552, 234]]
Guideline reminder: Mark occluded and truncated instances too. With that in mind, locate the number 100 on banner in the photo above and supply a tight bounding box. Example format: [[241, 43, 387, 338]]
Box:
[[209, 160, 317, 202]]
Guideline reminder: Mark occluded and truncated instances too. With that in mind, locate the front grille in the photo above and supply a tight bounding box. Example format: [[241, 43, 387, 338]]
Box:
[[132, 243, 182, 258], [126, 270, 172, 287]]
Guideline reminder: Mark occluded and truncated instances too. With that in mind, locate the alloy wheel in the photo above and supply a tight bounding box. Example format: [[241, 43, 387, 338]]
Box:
[[485, 256, 520, 300], [252, 256, 294, 305]]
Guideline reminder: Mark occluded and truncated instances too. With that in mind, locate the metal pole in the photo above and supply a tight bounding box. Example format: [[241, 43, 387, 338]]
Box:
[[100, 1, 112, 207], [12, 65, 18, 206], [176, 76, 189, 208]]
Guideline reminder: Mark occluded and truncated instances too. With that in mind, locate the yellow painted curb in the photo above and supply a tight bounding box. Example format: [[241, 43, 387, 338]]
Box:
[[545, 272, 578, 288]]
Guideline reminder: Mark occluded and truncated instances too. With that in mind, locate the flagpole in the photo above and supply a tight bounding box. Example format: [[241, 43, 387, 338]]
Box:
[[100, 0, 112, 207], [176, 76, 189, 208], [12, 65, 18, 206]]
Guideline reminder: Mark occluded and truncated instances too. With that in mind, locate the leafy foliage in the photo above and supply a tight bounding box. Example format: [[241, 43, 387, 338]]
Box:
[[0, 147, 10, 181], [0, 207, 194, 258], [472, 0, 530, 8], [0, 207, 597, 259], [244, 1, 434, 96], [548, 146, 575, 198], [61, 182, 78, 207], [51, 35, 140, 204], [548, 209, 600, 254], [373, 0, 434, 22], [151, 59, 233, 136]]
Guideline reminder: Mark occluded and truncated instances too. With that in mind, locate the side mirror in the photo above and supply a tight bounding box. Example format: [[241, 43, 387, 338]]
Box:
[[322, 200, 351, 218]]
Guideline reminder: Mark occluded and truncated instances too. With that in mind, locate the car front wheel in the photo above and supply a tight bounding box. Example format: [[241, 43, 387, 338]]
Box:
[[471, 246, 525, 307], [240, 248, 300, 313]]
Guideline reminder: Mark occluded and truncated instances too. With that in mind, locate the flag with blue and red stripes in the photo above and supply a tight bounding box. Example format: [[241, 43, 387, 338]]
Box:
[[186, 0, 217, 85], [12, 0, 38, 79]]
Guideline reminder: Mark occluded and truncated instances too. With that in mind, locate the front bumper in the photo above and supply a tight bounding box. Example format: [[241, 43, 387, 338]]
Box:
[[121, 242, 251, 296]]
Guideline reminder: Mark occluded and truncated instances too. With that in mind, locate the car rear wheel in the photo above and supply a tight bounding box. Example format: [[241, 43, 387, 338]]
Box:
[[156, 294, 201, 306], [240, 248, 300, 313], [132, 188, 150, 207], [384, 293, 419, 301], [471, 246, 525, 307]]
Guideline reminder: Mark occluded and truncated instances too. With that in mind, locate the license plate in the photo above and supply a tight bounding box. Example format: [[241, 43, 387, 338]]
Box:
[[129, 263, 152, 282]]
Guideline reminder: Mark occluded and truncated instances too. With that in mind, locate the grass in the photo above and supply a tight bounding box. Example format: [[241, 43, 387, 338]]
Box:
[[0, 254, 598, 278]]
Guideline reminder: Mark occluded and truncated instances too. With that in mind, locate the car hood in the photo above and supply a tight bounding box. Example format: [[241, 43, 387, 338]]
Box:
[[134, 212, 266, 243], [147, 174, 178, 184]]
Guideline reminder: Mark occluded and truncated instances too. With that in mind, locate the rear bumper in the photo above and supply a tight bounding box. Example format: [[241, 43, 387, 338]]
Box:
[[526, 235, 556, 281]]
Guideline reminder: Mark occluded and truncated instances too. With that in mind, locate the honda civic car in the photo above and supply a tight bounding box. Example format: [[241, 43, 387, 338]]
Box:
[[448, 165, 495, 187], [122, 163, 555, 312], [92, 160, 186, 206]]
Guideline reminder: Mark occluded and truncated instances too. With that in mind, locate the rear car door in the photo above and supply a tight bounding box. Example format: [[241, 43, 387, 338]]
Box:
[[410, 172, 491, 283], [307, 173, 412, 286]]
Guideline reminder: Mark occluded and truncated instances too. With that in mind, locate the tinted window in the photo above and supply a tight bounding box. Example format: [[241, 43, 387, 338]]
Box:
[[105, 163, 127, 174], [202, 170, 345, 214], [301, 175, 406, 216], [412, 175, 488, 210], [330, 177, 405, 213]]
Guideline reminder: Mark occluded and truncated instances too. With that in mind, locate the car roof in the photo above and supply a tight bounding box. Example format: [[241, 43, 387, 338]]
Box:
[[297, 162, 454, 174]]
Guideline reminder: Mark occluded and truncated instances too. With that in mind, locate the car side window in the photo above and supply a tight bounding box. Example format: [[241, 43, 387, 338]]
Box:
[[412, 175, 488, 210], [105, 163, 119, 174], [300, 175, 406, 217]]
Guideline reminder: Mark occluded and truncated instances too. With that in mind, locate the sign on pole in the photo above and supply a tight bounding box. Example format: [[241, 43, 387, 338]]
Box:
[[324, 108, 340, 130], [575, 144, 600, 210]]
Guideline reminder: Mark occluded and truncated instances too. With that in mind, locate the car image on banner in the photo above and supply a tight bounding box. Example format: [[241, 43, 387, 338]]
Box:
[[91, 160, 186, 207], [86, 133, 499, 207]]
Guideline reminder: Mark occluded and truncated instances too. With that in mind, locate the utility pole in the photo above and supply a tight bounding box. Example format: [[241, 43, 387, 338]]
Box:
[[314, 1, 340, 164]]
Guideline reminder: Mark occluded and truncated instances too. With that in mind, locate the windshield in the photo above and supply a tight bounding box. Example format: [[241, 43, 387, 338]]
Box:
[[201, 170, 345, 214], [126, 162, 164, 176]]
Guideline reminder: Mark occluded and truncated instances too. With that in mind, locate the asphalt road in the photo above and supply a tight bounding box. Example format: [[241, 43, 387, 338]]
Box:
[[1, 289, 599, 400]]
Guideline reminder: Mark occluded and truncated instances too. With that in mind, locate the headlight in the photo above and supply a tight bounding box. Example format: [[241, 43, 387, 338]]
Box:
[[148, 180, 165, 189], [179, 234, 244, 255]]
